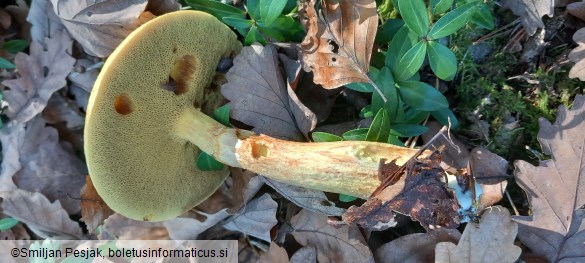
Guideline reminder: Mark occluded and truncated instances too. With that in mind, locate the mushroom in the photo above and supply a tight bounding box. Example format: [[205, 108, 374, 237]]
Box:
[[85, 10, 421, 222]]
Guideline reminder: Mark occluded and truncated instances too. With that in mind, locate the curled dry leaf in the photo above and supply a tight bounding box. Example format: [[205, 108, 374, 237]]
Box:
[[299, 0, 378, 90], [50, 0, 154, 57], [501, 0, 554, 36], [374, 228, 461, 263], [343, 152, 460, 231], [0, 189, 84, 239], [80, 175, 113, 234], [2, 29, 75, 123], [162, 210, 231, 240], [435, 206, 521, 263], [291, 209, 373, 263], [569, 28, 585, 81], [512, 95, 585, 262]]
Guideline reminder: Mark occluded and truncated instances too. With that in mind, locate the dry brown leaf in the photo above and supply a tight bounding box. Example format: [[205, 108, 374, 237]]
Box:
[[470, 147, 509, 209], [374, 228, 461, 263], [80, 175, 113, 234], [343, 152, 460, 231], [259, 242, 289, 263], [0, 189, 84, 239], [422, 121, 470, 172], [290, 246, 317, 263], [222, 43, 317, 141], [2, 29, 75, 123], [263, 178, 346, 216], [27, 0, 65, 46], [299, 0, 377, 90], [50, 0, 154, 57], [569, 28, 585, 80], [435, 206, 521, 263], [567, 1, 585, 21], [162, 209, 231, 240], [223, 193, 278, 242], [42, 92, 85, 129], [501, 0, 554, 36], [291, 209, 373, 263], [145, 0, 181, 16], [512, 95, 585, 262], [99, 213, 169, 240], [0, 116, 86, 214]]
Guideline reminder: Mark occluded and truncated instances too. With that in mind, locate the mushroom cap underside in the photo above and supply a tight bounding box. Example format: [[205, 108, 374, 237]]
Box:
[[84, 10, 241, 221]]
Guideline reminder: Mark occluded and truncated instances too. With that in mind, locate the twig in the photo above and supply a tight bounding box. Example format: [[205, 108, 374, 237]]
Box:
[[505, 189, 520, 216]]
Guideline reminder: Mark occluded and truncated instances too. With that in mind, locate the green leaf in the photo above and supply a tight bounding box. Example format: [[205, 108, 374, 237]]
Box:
[[387, 135, 405, 146], [197, 152, 225, 171], [375, 19, 404, 45], [0, 57, 15, 69], [244, 26, 266, 45], [311, 132, 344, 142], [0, 218, 18, 231], [390, 124, 429, 137], [222, 17, 253, 36], [360, 105, 374, 119], [398, 81, 448, 111], [471, 3, 494, 30], [397, 0, 429, 36], [339, 194, 358, 202], [185, 0, 246, 20], [427, 41, 457, 81], [342, 128, 369, 141], [372, 67, 400, 121], [366, 108, 391, 143], [259, 15, 304, 42], [259, 0, 287, 26], [385, 25, 417, 68], [427, 2, 478, 40], [2, 40, 28, 54], [395, 40, 427, 81], [247, 0, 261, 20], [213, 104, 231, 126], [431, 108, 459, 129], [431, 0, 454, 14], [403, 107, 429, 123], [345, 67, 380, 92]]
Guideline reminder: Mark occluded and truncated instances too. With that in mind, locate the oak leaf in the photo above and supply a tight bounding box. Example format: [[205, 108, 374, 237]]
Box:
[[0, 189, 84, 239], [290, 209, 373, 263], [0, 116, 86, 214], [470, 147, 509, 210], [374, 228, 460, 263], [222, 43, 317, 141], [259, 242, 289, 263], [569, 28, 585, 81], [80, 175, 113, 234], [26, 0, 65, 46], [299, 0, 378, 90], [512, 95, 585, 262], [223, 193, 278, 242], [49, 0, 154, 57], [501, 0, 554, 36], [435, 206, 521, 263], [2, 30, 75, 123]]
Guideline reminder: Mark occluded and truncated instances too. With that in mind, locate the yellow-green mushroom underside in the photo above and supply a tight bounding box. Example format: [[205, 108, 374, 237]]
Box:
[[86, 10, 423, 222]]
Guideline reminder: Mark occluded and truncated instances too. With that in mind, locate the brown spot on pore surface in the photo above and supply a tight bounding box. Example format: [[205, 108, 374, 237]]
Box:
[[251, 141, 269, 158], [167, 54, 197, 95], [114, 93, 133, 115]]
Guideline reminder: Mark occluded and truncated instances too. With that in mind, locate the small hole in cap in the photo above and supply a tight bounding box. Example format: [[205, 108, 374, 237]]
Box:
[[114, 93, 133, 115]]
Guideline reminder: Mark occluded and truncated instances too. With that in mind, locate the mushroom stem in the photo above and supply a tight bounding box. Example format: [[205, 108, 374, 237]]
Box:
[[176, 108, 421, 198]]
